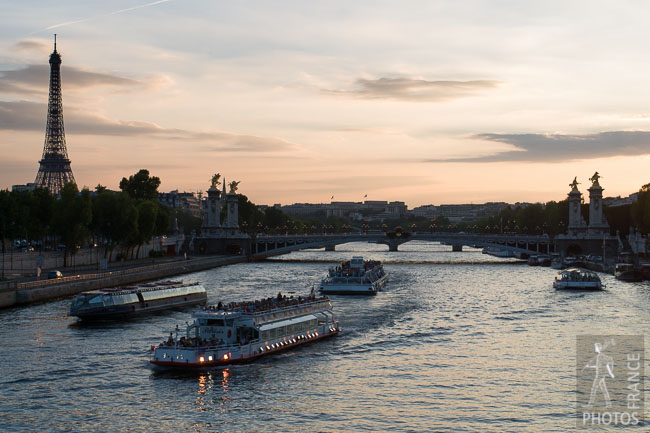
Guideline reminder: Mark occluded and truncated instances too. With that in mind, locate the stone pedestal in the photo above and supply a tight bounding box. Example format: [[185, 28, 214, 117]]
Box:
[[223, 193, 239, 229], [567, 188, 587, 236], [202, 188, 222, 235], [587, 184, 609, 235]]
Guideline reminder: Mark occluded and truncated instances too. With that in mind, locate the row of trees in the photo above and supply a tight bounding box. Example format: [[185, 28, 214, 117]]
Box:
[[0, 169, 172, 265]]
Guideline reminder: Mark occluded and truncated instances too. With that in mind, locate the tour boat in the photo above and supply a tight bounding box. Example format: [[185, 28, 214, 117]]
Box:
[[553, 268, 604, 290], [150, 293, 340, 368], [69, 281, 207, 320], [319, 256, 388, 295]]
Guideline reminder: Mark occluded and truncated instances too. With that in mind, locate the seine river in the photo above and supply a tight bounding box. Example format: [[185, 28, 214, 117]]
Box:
[[1, 241, 649, 432]]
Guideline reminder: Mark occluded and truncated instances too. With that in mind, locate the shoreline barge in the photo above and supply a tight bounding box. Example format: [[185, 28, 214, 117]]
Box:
[[0, 255, 247, 309]]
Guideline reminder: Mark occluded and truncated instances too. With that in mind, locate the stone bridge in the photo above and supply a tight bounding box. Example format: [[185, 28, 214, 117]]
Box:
[[250, 232, 555, 259]]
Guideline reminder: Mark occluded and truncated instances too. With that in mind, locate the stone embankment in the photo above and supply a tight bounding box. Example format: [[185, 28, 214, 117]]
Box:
[[0, 255, 247, 309]]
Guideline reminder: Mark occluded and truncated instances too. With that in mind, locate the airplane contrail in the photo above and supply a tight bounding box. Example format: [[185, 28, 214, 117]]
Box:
[[31, 0, 175, 34]]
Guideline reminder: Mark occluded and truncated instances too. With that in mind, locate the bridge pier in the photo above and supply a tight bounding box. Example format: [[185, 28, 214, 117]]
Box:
[[452, 244, 463, 252], [325, 245, 335, 252]]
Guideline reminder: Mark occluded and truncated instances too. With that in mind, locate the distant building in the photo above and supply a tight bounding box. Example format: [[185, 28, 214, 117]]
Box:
[[327, 201, 363, 217], [11, 183, 37, 192], [411, 205, 437, 218], [280, 203, 328, 218], [158, 190, 203, 218], [436, 202, 508, 223], [604, 193, 638, 207]]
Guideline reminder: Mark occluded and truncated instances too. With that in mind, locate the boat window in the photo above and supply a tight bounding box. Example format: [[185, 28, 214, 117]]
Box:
[[207, 319, 224, 326], [88, 296, 104, 305]]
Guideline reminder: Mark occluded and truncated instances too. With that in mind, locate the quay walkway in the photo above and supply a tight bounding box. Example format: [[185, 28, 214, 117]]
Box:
[[0, 255, 247, 309]]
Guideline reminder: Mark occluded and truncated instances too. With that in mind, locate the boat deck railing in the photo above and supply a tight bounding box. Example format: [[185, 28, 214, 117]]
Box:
[[201, 298, 332, 318]]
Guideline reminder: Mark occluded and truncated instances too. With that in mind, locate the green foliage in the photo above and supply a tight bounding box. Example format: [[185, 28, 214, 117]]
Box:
[[237, 194, 264, 230], [632, 184, 650, 234], [52, 183, 92, 263], [119, 169, 161, 200], [175, 209, 201, 235]]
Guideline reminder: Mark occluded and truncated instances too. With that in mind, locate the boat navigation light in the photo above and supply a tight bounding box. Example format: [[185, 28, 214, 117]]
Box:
[[199, 356, 205, 363]]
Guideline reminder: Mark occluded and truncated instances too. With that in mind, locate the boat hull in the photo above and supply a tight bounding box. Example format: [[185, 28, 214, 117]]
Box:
[[151, 326, 340, 368], [320, 275, 388, 296], [553, 282, 603, 290]]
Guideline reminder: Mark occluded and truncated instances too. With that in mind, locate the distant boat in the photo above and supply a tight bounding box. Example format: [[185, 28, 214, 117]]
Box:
[[320, 256, 388, 295], [614, 263, 643, 282], [69, 281, 207, 320], [528, 255, 551, 266], [553, 268, 604, 290], [482, 247, 514, 258]]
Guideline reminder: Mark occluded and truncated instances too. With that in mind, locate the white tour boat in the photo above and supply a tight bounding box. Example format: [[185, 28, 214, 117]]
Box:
[[553, 268, 604, 290], [319, 256, 388, 295], [69, 281, 206, 320], [150, 293, 340, 368]]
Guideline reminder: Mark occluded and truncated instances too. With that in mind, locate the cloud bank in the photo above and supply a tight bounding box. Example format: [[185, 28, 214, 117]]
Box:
[[0, 64, 143, 96], [0, 100, 293, 152], [325, 77, 499, 102], [426, 131, 650, 163]]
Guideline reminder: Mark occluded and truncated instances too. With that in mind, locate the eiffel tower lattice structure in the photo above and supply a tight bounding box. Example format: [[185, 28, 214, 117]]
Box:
[[34, 35, 76, 195]]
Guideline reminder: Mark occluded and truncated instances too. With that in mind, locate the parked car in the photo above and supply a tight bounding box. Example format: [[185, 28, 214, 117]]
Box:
[[48, 270, 63, 279]]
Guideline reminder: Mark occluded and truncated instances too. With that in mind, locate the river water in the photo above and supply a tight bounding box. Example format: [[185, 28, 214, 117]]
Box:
[[1, 241, 649, 432]]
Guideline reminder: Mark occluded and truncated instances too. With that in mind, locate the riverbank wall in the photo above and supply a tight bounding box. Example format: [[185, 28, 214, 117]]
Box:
[[0, 255, 247, 309]]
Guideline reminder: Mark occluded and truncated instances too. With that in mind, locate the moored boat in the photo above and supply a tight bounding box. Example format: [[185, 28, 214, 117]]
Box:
[[150, 292, 340, 368], [482, 247, 514, 258], [69, 281, 207, 319], [320, 256, 388, 295], [553, 268, 604, 290], [614, 263, 644, 282]]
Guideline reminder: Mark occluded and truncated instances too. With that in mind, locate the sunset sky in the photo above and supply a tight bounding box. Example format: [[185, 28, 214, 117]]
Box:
[[2, 1, 650, 207]]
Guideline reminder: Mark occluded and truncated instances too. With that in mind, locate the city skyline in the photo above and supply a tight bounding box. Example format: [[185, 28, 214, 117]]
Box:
[[2, 1, 650, 207]]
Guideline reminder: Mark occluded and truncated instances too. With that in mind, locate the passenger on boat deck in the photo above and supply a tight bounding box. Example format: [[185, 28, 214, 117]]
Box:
[[167, 332, 174, 345]]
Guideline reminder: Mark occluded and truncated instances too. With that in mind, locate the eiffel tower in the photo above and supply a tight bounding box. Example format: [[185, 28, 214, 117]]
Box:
[[34, 35, 76, 194]]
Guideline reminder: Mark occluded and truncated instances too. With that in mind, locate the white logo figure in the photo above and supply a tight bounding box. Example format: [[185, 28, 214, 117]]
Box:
[[583, 339, 615, 407]]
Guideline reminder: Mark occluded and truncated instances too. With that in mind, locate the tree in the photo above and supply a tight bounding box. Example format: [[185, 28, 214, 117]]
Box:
[[119, 169, 161, 201], [52, 183, 92, 266], [632, 183, 650, 234], [134, 200, 158, 257]]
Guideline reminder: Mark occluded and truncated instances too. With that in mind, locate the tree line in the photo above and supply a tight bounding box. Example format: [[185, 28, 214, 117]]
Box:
[[0, 169, 172, 265]]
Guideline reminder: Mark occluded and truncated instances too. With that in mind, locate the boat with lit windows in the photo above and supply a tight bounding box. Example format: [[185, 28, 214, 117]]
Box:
[[553, 268, 604, 290], [150, 292, 340, 368], [69, 281, 207, 320], [320, 256, 388, 295]]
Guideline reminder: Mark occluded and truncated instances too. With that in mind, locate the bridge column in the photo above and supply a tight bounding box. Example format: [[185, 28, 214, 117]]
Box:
[[325, 245, 335, 251], [452, 244, 463, 252]]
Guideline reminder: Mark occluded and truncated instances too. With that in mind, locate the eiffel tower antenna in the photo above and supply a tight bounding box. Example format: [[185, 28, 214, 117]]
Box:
[[34, 34, 76, 194]]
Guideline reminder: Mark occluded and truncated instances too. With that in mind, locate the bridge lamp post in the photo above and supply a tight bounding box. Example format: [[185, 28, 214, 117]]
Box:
[[241, 221, 248, 234], [256, 222, 263, 234], [411, 223, 417, 233]]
